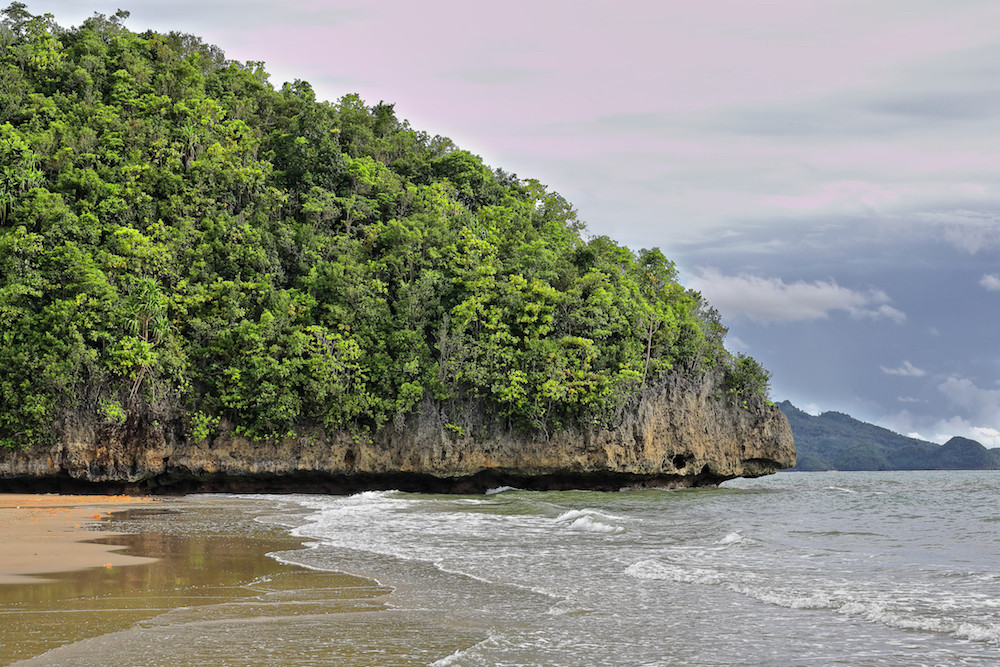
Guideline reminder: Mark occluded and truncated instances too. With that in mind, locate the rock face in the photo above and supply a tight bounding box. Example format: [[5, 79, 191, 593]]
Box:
[[0, 373, 795, 494]]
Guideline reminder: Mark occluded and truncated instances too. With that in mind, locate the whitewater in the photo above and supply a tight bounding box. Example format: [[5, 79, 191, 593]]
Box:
[[251, 470, 1000, 665]]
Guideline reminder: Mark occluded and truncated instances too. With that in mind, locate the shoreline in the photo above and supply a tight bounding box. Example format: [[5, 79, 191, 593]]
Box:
[[0, 494, 417, 665], [0, 494, 160, 585]]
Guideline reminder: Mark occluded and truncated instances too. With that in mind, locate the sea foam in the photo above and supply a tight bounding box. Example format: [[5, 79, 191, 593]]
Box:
[[485, 486, 519, 495], [554, 509, 624, 534]]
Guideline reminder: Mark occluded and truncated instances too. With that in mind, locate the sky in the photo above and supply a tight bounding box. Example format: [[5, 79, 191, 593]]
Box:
[[29, 0, 1000, 446]]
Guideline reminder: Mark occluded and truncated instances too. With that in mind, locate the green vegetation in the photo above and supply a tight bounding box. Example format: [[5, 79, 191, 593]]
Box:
[[778, 402, 1000, 470], [723, 353, 771, 404], [0, 5, 769, 449]]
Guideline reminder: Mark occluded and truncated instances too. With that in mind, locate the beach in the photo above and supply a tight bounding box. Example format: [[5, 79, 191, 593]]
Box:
[[0, 494, 161, 585], [6, 474, 1000, 665], [0, 494, 479, 666]]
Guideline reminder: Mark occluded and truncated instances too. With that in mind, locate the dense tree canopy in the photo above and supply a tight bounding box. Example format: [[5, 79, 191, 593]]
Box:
[[0, 5, 770, 449]]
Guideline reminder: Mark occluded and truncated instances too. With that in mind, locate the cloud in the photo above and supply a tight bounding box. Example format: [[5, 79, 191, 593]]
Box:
[[687, 268, 907, 324], [938, 375, 1000, 416], [967, 426, 1000, 448], [930, 416, 1000, 448], [725, 335, 750, 352], [881, 360, 926, 377], [879, 409, 1000, 447], [761, 181, 917, 213], [868, 89, 1000, 124], [936, 214, 1000, 254], [936, 376, 1000, 446], [867, 304, 908, 323], [980, 274, 1000, 291], [445, 66, 539, 86]]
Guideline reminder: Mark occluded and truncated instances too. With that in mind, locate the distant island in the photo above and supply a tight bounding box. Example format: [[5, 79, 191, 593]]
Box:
[[0, 6, 793, 492], [778, 401, 999, 471]]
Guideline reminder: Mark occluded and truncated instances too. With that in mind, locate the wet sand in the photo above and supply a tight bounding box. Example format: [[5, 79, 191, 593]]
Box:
[[0, 495, 482, 666], [0, 494, 159, 585]]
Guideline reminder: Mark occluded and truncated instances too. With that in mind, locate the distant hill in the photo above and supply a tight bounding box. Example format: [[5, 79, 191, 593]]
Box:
[[777, 401, 1000, 471]]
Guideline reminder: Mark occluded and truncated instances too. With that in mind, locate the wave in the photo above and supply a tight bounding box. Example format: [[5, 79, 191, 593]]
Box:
[[430, 633, 508, 667], [451, 498, 496, 505], [625, 557, 1000, 645], [625, 558, 725, 586], [485, 486, 519, 495], [554, 509, 624, 534]]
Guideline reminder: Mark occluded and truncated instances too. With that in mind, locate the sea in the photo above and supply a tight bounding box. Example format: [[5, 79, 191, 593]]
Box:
[[11, 470, 1000, 666]]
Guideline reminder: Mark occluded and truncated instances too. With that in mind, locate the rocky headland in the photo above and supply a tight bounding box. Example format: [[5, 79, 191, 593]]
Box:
[[0, 11, 793, 494], [0, 373, 794, 494]]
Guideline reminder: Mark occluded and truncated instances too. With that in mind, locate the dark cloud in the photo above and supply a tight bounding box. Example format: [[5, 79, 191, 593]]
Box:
[[703, 87, 1000, 138], [867, 90, 1000, 122], [677, 215, 1000, 446]]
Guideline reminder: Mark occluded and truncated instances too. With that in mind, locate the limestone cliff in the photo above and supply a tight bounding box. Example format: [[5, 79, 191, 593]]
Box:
[[0, 372, 794, 494]]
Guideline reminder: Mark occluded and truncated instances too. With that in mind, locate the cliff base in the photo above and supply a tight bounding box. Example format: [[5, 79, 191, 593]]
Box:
[[0, 374, 795, 494]]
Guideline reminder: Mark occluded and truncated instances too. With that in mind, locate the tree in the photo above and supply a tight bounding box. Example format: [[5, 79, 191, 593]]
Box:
[[0, 9, 766, 448], [724, 353, 772, 403]]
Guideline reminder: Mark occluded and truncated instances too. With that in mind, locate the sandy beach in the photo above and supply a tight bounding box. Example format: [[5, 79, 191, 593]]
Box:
[[0, 494, 160, 585], [0, 494, 427, 665]]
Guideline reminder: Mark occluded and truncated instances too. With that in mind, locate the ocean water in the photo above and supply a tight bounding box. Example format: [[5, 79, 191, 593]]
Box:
[[262, 471, 1000, 666], [13, 470, 1000, 665]]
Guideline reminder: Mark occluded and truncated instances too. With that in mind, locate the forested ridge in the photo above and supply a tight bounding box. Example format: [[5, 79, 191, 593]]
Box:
[[779, 402, 999, 471], [0, 4, 770, 450]]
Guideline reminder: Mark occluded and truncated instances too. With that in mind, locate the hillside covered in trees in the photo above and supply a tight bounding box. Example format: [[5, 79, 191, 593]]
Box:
[[779, 402, 1000, 471], [0, 5, 772, 452]]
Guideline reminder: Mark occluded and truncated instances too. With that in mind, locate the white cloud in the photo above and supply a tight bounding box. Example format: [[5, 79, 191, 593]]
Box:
[[940, 218, 1000, 254], [869, 304, 908, 324], [938, 375, 1000, 418], [980, 274, 1000, 291], [933, 376, 1000, 447], [881, 360, 926, 377], [880, 401, 1000, 447], [969, 426, 1000, 448], [725, 335, 750, 352], [687, 267, 907, 324], [930, 416, 1000, 448]]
